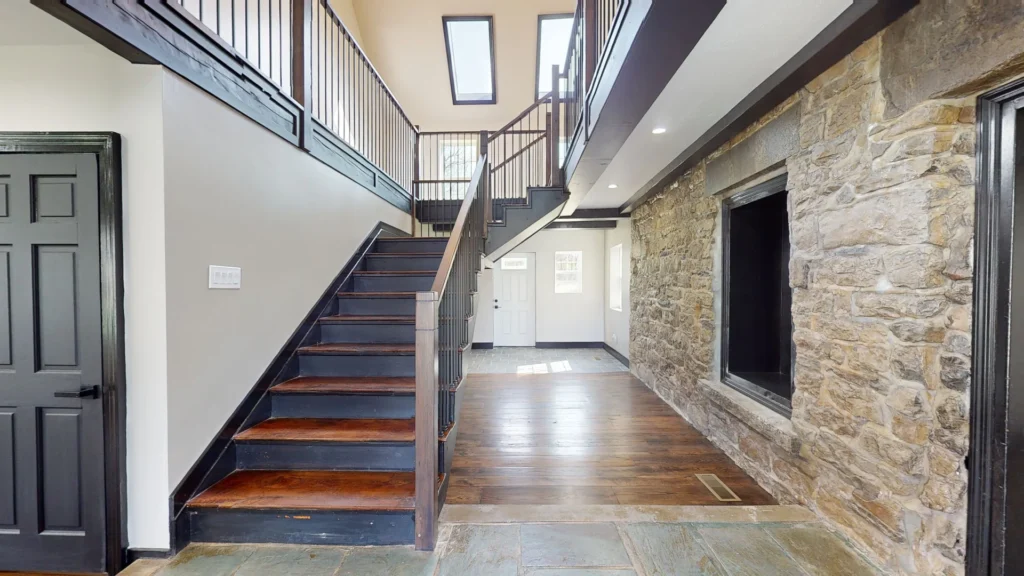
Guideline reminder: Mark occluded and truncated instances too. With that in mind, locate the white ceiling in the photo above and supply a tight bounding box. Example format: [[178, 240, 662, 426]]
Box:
[[573, 0, 853, 211], [0, 0, 91, 46]]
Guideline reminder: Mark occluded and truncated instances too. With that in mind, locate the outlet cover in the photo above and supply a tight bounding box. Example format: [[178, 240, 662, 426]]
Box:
[[209, 265, 241, 289]]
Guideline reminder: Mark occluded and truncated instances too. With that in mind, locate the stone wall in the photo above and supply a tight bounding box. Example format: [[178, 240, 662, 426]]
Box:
[[630, 2, 1024, 574]]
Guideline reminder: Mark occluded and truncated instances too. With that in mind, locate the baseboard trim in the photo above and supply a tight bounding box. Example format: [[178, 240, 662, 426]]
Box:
[[471, 342, 494, 350], [127, 548, 171, 562], [167, 221, 408, 553], [535, 342, 605, 349], [603, 343, 630, 368]]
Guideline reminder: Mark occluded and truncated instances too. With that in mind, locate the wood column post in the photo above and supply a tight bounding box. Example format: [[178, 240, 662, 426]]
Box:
[[292, 0, 313, 150], [583, 0, 598, 91], [545, 111, 553, 186], [480, 130, 491, 227], [550, 65, 562, 188], [414, 293, 439, 551], [412, 126, 420, 236]]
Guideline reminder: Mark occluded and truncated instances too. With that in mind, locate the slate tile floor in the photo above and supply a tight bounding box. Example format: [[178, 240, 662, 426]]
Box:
[[466, 347, 629, 374], [122, 507, 882, 576]]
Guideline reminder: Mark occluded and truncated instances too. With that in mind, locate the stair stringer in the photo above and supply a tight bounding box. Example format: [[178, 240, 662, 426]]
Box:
[[485, 187, 569, 260], [168, 222, 407, 553]]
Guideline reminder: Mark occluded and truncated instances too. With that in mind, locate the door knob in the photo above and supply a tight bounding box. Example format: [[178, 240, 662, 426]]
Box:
[[54, 385, 100, 399], [494, 305, 500, 309]]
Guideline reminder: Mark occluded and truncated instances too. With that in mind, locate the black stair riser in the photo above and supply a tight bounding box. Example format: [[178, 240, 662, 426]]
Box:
[[374, 239, 449, 254], [336, 297, 416, 316], [320, 323, 414, 344], [236, 442, 414, 471], [299, 354, 415, 377], [366, 256, 442, 271], [272, 393, 415, 419], [354, 275, 433, 292], [188, 509, 414, 546]]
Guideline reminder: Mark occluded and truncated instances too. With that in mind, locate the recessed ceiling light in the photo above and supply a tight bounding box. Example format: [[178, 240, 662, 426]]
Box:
[[652, 127, 667, 134], [608, 184, 618, 189]]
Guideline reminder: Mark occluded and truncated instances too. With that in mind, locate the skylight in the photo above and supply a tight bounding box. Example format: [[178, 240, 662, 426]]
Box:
[[443, 16, 496, 105], [536, 14, 574, 98]]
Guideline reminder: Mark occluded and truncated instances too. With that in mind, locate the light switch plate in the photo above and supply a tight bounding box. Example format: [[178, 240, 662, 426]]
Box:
[[209, 265, 241, 289]]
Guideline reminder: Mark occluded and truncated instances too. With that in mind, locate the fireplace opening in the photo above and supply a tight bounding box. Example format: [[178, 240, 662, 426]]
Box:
[[722, 176, 793, 416]]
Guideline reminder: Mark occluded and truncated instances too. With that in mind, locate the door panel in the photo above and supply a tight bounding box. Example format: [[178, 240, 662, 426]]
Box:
[[494, 253, 536, 347], [0, 154, 105, 573]]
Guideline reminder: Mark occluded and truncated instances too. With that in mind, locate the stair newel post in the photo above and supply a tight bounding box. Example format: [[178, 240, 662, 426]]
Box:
[[545, 111, 553, 186], [583, 0, 597, 92], [292, 0, 314, 151], [412, 126, 420, 236], [480, 131, 491, 228], [550, 64, 563, 187], [414, 291, 440, 551]]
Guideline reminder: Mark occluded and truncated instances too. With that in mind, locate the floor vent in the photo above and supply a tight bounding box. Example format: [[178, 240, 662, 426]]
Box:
[[696, 473, 741, 502]]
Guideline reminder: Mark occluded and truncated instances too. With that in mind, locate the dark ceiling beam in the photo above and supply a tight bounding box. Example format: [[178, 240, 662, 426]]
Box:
[[547, 220, 618, 230], [563, 0, 727, 213], [559, 208, 624, 220], [619, 0, 919, 213]]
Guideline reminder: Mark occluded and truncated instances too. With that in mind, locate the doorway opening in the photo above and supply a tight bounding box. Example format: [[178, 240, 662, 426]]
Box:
[[493, 252, 537, 347], [721, 175, 793, 416], [0, 133, 126, 575], [968, 77, 1024, 576]]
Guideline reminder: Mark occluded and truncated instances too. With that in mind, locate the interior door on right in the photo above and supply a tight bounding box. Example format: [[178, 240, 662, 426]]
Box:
[[494, 253, 536, 347]]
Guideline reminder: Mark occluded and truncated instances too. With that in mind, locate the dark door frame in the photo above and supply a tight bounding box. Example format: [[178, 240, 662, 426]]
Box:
[[967, 78, 1024, 576], [0, 133, 127, 575]]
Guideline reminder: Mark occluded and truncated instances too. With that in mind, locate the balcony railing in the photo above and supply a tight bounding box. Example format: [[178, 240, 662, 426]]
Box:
[[310, 0, 416, 193], [171, 0, 294, 96]]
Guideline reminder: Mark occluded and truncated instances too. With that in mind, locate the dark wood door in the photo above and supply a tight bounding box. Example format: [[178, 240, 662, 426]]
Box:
[[0, 154, 105, 573]]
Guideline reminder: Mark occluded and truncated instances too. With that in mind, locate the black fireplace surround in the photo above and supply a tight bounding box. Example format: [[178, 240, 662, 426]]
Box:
[[721, 174, 794, 417]]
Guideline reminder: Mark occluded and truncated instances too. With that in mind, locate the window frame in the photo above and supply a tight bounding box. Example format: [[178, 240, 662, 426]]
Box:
[[535, 13, 575, 100], [720, 174, 794, 418], [442, 15, 498, 106], [609, 243, 623, 311], [554, 250, 584, 294]]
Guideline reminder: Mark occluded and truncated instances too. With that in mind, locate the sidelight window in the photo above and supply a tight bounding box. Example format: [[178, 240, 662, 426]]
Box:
[[609, 244, 623, 311]]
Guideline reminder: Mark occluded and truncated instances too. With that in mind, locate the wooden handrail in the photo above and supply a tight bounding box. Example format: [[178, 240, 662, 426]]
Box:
[[429, 155, 487, 295], [491, 134, 546, 172], [489, 93, 553, 141]]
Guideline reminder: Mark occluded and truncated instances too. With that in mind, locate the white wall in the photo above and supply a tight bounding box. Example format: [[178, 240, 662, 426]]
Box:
[[0, 23, 412, 550], [475, 229, 606, 343], [0, 43, 170, 549], [473, 268, 494, 344], [604, 220, 631, 358], [161, 72, 410, 499]]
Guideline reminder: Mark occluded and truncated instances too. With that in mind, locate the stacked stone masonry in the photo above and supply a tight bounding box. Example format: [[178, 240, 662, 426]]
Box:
[[630, 2, 1024, 574]]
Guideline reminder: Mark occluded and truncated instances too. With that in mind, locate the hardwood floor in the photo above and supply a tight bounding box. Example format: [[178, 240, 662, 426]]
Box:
[[447, 372, 775, 506]]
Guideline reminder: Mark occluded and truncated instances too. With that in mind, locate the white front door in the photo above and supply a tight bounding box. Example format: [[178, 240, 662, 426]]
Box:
[[494, 253, 536, 347]]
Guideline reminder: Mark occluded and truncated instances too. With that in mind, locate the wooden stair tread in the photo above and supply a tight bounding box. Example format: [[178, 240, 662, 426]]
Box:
[[367, 252, 444, 257], [337, 291, 417, 298], [298, 343, 415, 355], [188, 470, 415, 511], [235, 418, 414, 443], [353, 270, 434, 276], [272, 376, 415, 395], [319, 315, 414, 324]]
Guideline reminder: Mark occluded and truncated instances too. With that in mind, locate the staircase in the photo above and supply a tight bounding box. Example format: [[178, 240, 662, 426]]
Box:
[[413, 89, 570, 257], [179, 236, 453, 546], [176, 88, 559, 553]]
